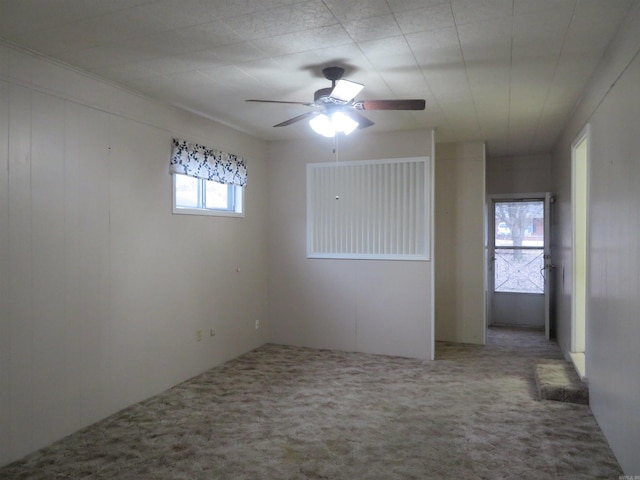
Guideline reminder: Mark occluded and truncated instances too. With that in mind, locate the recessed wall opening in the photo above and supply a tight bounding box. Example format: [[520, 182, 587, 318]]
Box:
[[571, 125, 590, 379], [487, 194, 552, 339]]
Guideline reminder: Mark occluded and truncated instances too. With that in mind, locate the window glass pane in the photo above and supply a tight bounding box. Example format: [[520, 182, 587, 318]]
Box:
[[175, 174, 199, 208], [205, 180, 230, 210], [495, 249, 544, 293], [494, 201, 544, 247]]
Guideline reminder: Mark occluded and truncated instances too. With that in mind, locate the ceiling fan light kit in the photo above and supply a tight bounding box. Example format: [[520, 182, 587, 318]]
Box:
[[246, 66, 426, 137], [309, 111, 359, 138]]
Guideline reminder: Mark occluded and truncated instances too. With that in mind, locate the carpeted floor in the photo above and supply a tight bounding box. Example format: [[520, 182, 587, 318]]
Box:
[[0, 328, 622, 479]]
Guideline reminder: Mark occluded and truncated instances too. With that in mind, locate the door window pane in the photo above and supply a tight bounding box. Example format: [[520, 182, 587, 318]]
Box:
[[494, 201, 544, 247], [494, 200, 545, 294]]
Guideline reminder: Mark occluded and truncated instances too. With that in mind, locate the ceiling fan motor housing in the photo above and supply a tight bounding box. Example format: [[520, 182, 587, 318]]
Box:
[[314, 87, 335, 104], [322, 66, 345, 82], [314, 66, 351, 105]]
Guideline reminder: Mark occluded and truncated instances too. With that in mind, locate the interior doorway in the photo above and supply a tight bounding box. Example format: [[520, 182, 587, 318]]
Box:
[[487, 194, 553, 338], [571, 125, 590, 379]]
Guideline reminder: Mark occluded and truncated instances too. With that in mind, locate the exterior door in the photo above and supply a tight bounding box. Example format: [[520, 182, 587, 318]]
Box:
[[488, 194, 552, 338]]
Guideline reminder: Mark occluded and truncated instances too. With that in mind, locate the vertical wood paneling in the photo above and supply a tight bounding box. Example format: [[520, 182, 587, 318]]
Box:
[[67, 103, 112, 425], [62, 101, 82, 433], [30, 92, 68, 446], [584, 50, 640, 473], [82, 108, 112, 422], [2, 44, 270, 468], [109, 117, 156, 411], [434, 143, 486, 345], [307, 158, 429, 260], [0, 80, 10, 466], [8, 84, 34, 459]]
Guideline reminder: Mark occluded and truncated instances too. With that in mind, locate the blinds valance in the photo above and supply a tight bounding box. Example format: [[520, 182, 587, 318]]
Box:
[[170, 138, 248, 186]]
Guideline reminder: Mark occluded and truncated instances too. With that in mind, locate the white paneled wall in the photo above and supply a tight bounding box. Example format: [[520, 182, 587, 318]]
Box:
[[0, 43, 269, 466], [486, 154, 552, 195], [551, 5, 640, 473], [268, 131, 434, 360], [0, 75, 10, 461]]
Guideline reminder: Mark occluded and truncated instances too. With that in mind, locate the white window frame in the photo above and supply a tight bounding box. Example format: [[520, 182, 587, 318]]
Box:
[[172, 173, 244, 217]]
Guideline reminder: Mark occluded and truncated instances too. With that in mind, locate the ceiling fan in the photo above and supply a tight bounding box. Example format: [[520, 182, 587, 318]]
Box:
[[246, 66, 426, 136]]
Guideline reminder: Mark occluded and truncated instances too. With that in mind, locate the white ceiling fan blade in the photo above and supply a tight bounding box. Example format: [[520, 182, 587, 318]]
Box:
[[330, 79, 364, 102]]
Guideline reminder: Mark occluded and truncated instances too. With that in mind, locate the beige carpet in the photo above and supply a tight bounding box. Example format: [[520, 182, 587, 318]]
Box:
[[0, 328, 622, 479]]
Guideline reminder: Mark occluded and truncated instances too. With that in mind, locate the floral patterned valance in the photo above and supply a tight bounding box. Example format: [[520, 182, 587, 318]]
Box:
[[170, 138, 248, 186]]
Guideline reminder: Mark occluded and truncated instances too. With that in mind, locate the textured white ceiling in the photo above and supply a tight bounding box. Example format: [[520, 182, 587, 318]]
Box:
[[0, 0, 634, 156]]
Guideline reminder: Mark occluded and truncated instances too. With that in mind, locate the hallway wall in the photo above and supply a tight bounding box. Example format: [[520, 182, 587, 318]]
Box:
[[486, 154, 552, 195], [434, 142, 486, 345], [551, 2, 640, 473]]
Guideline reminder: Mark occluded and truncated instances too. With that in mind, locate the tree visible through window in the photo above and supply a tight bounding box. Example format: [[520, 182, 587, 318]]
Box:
[[494, 201, 544, 293]]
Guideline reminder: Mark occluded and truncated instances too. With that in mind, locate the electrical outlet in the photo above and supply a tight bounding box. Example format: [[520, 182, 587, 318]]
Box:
[[196, 330, 202, 342], [255, 319, 260, 330], [210, 329, 216, 337]]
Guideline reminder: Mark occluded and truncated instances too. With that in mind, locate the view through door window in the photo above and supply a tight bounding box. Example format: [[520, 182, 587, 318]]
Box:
[[494, 201, 544, 293]]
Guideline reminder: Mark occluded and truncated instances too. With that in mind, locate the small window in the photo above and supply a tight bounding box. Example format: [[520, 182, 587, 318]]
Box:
[[172, 174, 243, 217]]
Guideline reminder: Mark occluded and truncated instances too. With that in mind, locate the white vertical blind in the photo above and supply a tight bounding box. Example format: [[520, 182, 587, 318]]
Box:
[[307, 157, 430, 260]]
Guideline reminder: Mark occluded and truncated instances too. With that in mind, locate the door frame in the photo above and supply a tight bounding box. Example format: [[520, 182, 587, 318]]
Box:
[[487, 193, 553, 338], [571, 124, 590, 361]]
